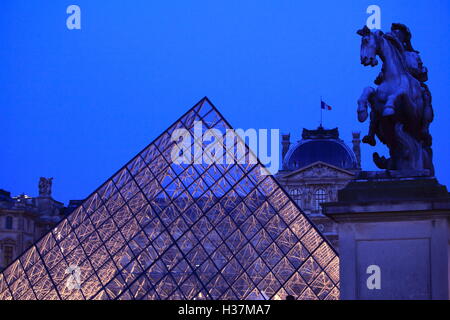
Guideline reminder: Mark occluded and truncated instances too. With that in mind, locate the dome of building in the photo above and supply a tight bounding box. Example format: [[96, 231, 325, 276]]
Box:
[[282, 126, 358, 171]]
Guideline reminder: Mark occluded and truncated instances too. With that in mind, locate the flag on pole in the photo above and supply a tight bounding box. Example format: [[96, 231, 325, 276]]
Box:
[[321, 100, 332, 110]]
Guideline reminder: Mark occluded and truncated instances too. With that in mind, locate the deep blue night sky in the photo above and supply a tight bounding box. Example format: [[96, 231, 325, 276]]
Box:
[[1, 1, 449, 203]]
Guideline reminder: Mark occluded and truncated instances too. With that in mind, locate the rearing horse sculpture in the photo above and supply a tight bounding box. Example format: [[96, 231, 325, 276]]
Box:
[[356, 25, 434, 174]]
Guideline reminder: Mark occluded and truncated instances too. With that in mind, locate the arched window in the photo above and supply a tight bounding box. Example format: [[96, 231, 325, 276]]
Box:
[[289, 188, 302, 207], [314, 188, 327, 211], [5, 216, 13, 230]]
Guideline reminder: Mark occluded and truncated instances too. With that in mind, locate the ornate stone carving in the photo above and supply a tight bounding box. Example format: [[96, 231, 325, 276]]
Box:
[[284, 163, 354, 180], [38, 177, 53, 197]]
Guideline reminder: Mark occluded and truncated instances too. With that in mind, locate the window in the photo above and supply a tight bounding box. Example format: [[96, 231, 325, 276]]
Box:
[[5, 216, 13, 229], [314, 188, 327, 211], [289, 188, 302, 207], [4, 246, 14, 266], [27, 219, 32, 232]]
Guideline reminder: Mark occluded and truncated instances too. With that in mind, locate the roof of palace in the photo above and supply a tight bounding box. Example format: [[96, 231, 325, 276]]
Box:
[[283, 126, 357, 171]]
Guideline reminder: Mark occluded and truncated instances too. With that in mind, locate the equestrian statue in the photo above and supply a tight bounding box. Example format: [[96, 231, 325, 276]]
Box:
[[356, 23, 434, 175]]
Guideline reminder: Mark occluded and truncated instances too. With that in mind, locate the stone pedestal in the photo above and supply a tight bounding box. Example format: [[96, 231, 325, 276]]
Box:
[[322, 173, 450, 300]]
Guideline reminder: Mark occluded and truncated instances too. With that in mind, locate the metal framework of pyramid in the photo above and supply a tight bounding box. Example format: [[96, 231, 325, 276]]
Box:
[[0, 98, 339, 300]]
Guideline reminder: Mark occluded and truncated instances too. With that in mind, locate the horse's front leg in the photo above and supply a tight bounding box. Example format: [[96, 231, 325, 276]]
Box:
[[363, 109, 377, 146], [357, 86, 375, 122], [358, 87, 377, 145]]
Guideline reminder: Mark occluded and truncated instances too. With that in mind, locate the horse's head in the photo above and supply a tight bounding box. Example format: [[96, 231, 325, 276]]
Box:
[[357, 26, 382, 67]]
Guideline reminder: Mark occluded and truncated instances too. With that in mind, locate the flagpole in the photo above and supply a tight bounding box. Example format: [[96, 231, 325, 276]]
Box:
[[320, 96, 323, 127]]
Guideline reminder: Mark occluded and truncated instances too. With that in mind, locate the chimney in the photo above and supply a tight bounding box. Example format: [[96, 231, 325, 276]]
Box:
[[352, 131, 361, 169], [281, 133, 291, 165]]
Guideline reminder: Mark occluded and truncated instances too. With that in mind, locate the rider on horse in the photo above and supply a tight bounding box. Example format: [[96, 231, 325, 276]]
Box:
[[363, 23, 434, 148]]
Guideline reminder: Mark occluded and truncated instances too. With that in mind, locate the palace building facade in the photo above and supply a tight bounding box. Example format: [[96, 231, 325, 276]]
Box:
[[276, 126, 361, 249], [0, 182, 77, 271]]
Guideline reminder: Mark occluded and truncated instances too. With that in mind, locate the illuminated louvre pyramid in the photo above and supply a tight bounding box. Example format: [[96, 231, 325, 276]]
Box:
[[0, 97, 339, 300]]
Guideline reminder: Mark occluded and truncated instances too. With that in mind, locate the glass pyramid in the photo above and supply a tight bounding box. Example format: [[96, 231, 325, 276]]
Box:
[[0, 98, 339, 300]]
